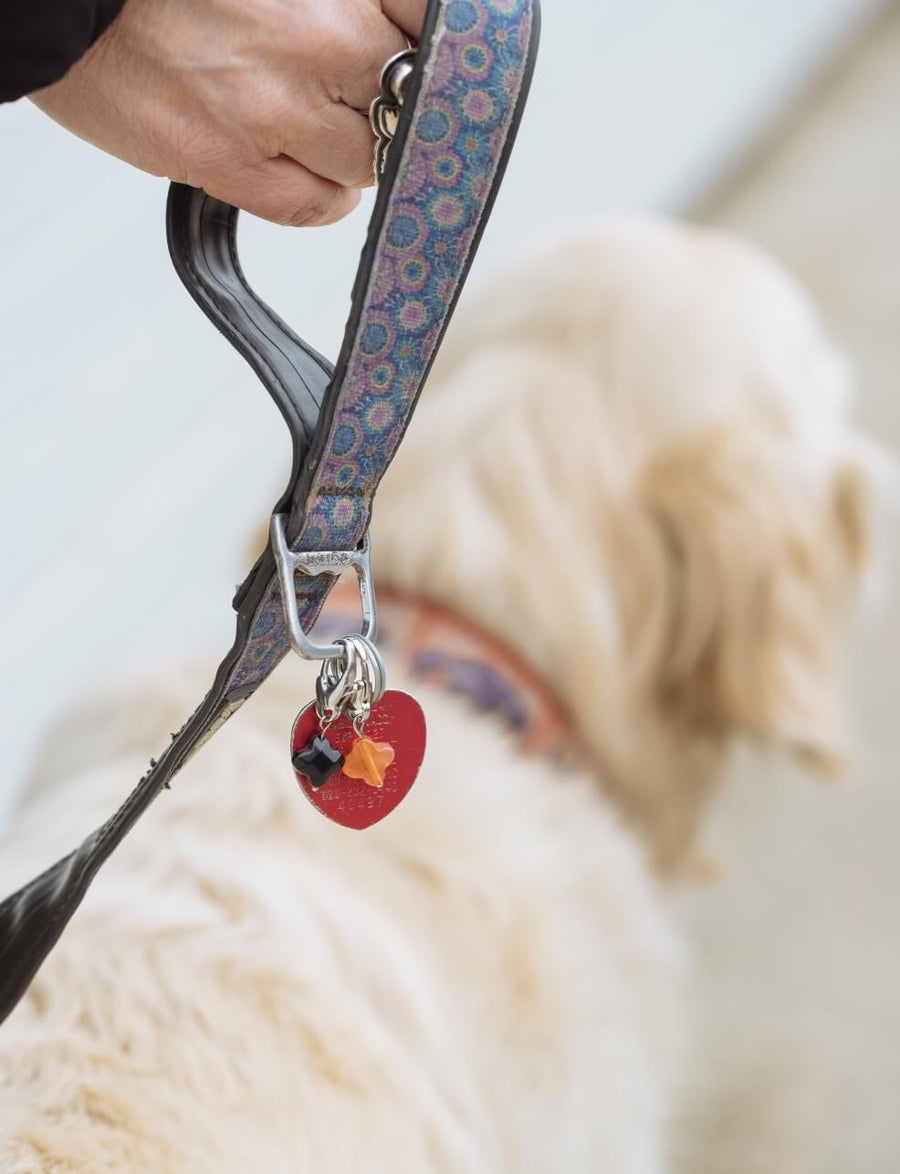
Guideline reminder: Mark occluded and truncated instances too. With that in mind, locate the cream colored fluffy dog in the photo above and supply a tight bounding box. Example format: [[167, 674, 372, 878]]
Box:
[[0, 219, 875, 1172]]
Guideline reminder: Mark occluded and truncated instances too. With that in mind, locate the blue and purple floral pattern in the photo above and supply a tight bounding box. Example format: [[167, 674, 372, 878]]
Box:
[[227, 0, 534, 695]]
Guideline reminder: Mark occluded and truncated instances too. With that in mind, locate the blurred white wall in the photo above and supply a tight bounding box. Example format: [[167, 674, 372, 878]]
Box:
[[0, 0, 885, 811]]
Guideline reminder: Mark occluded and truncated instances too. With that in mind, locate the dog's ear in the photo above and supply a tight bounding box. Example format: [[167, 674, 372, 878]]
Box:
[[636, 427, 880, 778]]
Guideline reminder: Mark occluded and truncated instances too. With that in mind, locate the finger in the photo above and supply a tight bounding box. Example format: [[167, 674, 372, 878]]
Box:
[[281, 104, 376, 190], [381, 0, 427, 41], [206, 156, 361, 227], [330, 9, 409, 111]]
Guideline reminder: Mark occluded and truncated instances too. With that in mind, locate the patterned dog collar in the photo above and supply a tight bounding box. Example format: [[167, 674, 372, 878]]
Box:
[[317, 580, 575, 763]]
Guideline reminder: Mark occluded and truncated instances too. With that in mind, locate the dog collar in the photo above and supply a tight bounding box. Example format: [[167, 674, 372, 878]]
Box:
[[317, 580, 574, 762], [0, 0, 540, 1023]]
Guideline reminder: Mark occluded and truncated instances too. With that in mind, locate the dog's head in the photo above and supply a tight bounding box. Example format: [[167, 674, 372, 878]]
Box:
[[373, 218, 889, 871]]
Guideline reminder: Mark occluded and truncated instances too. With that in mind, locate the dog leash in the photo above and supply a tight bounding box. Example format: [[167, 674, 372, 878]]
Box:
[[0, 0, 539, 1024]]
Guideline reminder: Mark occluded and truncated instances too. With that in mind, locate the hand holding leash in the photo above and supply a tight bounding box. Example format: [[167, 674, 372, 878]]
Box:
[[32, 0, 426, 225]]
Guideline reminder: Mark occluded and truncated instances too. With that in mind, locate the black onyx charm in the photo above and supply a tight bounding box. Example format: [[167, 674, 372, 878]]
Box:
[[291, 735, 345, 790]]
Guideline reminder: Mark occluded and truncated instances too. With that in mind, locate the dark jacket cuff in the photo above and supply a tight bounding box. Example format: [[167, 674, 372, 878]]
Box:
[[0, 0, 128, 103]]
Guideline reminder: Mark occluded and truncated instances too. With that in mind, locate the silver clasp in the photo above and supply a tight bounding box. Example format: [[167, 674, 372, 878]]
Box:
[[369, 48, 416, 180], [315, 634, 386, 730], [270, 513, 377, 660]]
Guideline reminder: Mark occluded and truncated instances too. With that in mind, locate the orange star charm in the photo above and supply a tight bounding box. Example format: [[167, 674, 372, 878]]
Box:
[[342, 736, 395, 788]]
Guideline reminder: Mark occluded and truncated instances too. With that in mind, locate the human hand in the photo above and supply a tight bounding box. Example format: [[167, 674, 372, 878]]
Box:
[[32, 0, 425, 226]]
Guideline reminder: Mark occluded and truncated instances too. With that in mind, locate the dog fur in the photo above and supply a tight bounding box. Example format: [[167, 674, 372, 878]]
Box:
[[0, 218, 877, 1172]]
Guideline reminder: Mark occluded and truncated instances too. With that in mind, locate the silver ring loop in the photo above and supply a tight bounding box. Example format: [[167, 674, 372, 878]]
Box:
[[314, 633, 386, 728], [342, 634, 386, 708]]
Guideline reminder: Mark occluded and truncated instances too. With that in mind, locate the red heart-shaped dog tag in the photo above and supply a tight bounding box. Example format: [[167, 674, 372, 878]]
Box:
[[290, 690, 426, 829]]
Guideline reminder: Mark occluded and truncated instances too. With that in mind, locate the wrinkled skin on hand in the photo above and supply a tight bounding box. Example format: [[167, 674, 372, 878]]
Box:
[[33, 0, 426, 226]]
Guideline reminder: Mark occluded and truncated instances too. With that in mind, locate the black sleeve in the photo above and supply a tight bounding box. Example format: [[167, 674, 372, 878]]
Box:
[[0, 0, 127, 103]]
